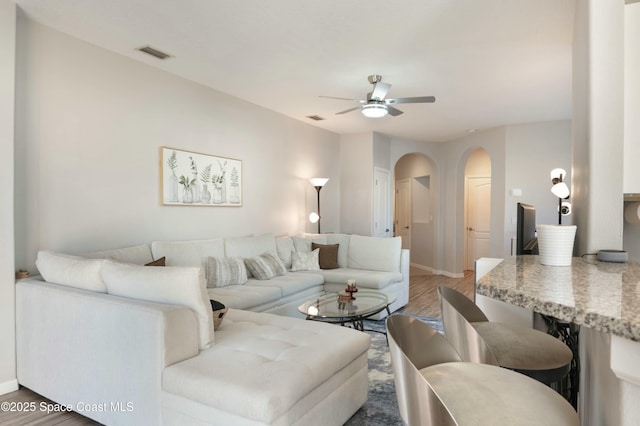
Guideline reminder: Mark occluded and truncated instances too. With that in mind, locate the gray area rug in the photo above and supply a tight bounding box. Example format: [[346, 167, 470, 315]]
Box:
[[344, 313, 443, 426]]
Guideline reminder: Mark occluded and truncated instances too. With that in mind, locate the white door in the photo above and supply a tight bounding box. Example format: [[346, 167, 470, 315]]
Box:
[[395, 179, 411, 250], [466, 177, 491, 270], [373, 168, 391, 237]]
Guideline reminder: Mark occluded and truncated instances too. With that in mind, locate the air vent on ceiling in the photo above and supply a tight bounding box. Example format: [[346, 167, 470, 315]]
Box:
[[306, 115, 325, 121], [137, 46, 172, 60]]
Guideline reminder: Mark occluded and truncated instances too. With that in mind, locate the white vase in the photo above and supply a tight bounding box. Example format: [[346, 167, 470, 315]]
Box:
[[537, 224, 577, 267]]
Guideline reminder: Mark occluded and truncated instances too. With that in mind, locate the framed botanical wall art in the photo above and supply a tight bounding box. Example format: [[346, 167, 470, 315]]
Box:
[[161, 147, 242, 206]]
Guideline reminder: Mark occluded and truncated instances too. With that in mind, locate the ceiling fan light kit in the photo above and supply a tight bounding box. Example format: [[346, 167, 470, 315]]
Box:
[[320, 75, 436, 118], [362, 102, 388, 118]]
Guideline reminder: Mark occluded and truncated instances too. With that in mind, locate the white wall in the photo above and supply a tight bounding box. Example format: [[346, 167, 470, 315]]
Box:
[[464, 148, 491, 177], [623, 3, 640, 261], [504, 121, 572, 253], [624, 2, 640, 194], [572, 1, 628, 425], [14, 17, 341, 270], [340, 133, 373, 235], [0, 0, 17, 395], [572, 0, 624, 257]]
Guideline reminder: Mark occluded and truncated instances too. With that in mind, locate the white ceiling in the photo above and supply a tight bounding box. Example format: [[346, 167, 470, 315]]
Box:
[[15, 0, 575, 142]]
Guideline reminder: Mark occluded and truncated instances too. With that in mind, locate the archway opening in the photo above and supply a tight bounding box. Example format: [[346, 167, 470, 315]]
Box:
[[394, 153, 438, 274]]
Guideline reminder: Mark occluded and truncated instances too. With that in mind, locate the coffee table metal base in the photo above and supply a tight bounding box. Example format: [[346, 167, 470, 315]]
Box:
[[299, 290, 395, 334]]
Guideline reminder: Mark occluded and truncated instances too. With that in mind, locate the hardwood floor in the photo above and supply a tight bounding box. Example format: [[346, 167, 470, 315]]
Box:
[[0, 267, 475, 425], [399, 266, 475, 318], [0, 388, 98, 425]]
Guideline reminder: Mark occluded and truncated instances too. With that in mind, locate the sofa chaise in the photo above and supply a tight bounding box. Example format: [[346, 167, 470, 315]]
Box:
[[15, 233, 409, 425]]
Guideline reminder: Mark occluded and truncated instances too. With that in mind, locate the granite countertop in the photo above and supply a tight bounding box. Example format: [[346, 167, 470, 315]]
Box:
[[476, 255, 640, 342]]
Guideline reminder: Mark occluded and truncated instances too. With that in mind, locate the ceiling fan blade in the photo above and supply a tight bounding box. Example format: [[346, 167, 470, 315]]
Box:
[[370, 82, 391, 100], [319, 95, 362, 102], [386, 96, 436, 104], [336, 106, 361, 115], [387, 105, 404, 116]]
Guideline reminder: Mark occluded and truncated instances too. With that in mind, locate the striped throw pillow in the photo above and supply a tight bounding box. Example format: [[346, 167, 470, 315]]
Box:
[[244, 251, 287, 280], [203, 256, 248, 288]]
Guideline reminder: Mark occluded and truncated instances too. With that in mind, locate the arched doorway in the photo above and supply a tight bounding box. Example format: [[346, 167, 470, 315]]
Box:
[[394, 153, 439, 273], [463, 148, 492, 271]]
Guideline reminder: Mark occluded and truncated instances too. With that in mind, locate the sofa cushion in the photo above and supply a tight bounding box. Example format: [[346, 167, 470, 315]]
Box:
[[36, 251, 107, 293], [348, 235, 402, 272], [101, 261, 214, 349], [291, 249, 320, 272], [244, 251, 287, 280], [275, 236, 295, 269], [224, 234, 277, 258], [207, 285, 282, 310], [293, 236, 327, 252], [312, 243, 339, 270], [162, 309, 370, 424], [81, 244, 154, 265], [326, 234, 351, 268], [203, 256, 248, 287], [321, 268, 403, 290], [245, 272, 325, 297], [151, 239, 225, 267]]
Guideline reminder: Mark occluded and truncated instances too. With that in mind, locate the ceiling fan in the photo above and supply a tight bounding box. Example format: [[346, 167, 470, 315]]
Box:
[[320, 75, 436, 118]]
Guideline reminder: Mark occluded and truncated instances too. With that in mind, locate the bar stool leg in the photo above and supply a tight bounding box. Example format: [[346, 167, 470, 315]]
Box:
[[543, 315, 580, 409]]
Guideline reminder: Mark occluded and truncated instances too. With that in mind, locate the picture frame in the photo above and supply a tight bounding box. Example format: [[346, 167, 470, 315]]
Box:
[[161, 147, 242, 206]]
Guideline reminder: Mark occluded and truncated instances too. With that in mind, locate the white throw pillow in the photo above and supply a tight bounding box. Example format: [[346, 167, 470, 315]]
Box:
[[36, 250, 107, 293], [290, 249, 320, 272], [101, 261, 214, 349], [203, 256, 248, 287]]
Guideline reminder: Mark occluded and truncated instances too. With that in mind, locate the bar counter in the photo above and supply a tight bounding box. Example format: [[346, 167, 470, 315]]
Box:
[[476, 255, 640, 342]]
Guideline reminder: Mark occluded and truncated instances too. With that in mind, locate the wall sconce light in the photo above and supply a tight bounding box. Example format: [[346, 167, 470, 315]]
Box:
[[550, 168, 571, 225], [308, 178, 329, 233]]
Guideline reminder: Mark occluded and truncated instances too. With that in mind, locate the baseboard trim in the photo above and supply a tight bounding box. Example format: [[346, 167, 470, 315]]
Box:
[[0, 379, 18, 395], [410, 263, 434, 273], [410, 263, 464, 278], [433, 270, 464, 278]]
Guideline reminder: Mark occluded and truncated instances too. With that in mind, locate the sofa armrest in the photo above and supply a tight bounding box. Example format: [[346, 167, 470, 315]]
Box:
[[401, 249, 410, 279], [16, 278, 199, 426]]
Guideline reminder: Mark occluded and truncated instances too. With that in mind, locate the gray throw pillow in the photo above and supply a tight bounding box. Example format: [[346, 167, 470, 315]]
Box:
[[203, 256, 248, 287], [244, 251, 287, 280]]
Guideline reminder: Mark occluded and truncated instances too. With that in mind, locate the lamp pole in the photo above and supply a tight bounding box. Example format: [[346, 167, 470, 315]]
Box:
[[308, 178, 329, 234], [558, 197, 562, 225], [550, 169, 570, 225], [314, 185, 322, 234]]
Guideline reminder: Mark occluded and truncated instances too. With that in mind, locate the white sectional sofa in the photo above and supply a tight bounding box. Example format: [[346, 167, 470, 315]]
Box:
[[149, 233, 409, 320], [15, 233, 409, 425]]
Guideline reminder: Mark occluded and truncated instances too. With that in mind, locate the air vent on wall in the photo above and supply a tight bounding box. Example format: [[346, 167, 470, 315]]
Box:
[[306, 115, 325, 121], [137, 46, 172, 60]]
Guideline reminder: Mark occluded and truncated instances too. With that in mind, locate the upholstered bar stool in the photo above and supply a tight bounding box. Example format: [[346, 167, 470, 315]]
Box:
[[438, 286, 573, 385], [386, 315, 579, 426]]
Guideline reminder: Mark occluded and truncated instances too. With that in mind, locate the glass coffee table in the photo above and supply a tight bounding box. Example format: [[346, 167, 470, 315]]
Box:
[[298, 290, 395, 332]]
